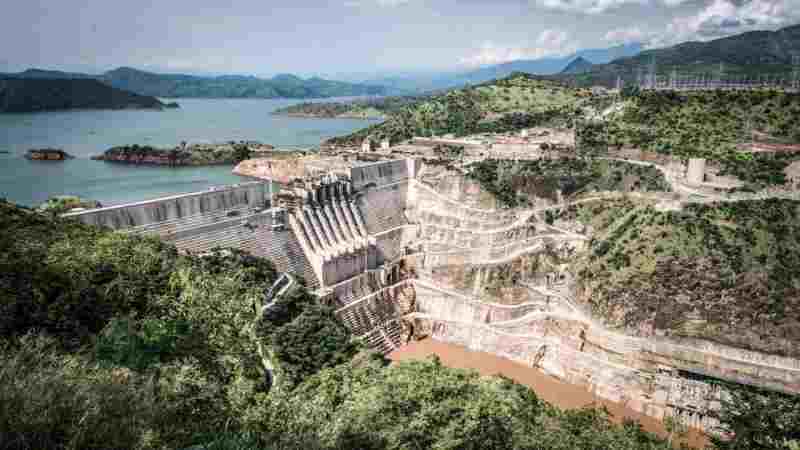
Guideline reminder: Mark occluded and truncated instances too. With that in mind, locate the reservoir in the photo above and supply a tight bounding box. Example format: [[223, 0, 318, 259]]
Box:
[[0, 98, 376, 206]]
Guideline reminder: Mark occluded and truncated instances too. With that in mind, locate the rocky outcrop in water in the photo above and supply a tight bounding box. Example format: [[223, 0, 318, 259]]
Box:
[[24, 148, 74, 160]]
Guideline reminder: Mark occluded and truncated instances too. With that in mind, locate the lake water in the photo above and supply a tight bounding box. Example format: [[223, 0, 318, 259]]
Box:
[[0, 98, 377, 206]]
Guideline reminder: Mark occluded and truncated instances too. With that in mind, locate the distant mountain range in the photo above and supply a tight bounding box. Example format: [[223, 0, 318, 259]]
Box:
[[555, 23, 800, 87], [560, 57, 593, 74], [0, 78, 176, 113], [361, 43, 642, 92], [0, 67, 397, 99]]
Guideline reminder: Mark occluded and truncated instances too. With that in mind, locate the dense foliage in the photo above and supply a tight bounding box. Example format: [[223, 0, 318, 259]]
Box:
[[0, 201, 353, 449], [578, 89, 800, 187], [609, 90, 800, 154], [246, 358, 676, 450], [467, 157, 670, 207], [566, 198, 800, 357], [710, 381, 800, 450]]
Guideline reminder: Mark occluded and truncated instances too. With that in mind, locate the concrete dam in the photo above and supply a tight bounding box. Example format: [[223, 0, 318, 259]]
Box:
[[64, 158, 800, 434]]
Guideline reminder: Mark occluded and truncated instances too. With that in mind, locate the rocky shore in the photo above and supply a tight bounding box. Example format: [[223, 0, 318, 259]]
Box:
[[91, 141, 276, 166]]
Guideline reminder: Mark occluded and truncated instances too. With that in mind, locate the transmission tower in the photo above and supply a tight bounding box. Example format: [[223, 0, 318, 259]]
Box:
[[716, 62, 725, 88], [636, 67, 644, 89], [793, 55, 800, 91], [648, 56, 657, 89]]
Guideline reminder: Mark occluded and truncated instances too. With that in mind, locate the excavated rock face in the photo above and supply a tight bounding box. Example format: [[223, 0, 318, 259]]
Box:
[[786, 159, 800, 189]]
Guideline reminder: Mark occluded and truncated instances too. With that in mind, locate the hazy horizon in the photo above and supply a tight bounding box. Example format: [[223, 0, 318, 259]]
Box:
[[3, 0, 798, 79]]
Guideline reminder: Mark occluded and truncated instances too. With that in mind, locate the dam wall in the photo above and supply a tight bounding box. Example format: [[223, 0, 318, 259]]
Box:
[[351, 159, 411, 190], [355, 182, 409, 234], [63, 182, 270, 229]]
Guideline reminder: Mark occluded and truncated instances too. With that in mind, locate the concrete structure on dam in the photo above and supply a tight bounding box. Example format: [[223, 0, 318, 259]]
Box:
[[64, 156, 800, 434]]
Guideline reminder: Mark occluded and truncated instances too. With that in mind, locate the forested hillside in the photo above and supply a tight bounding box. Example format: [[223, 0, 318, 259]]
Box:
[[1, 67, 395, 99], [326, 74, 585, 146], [100, 67, 393, 99], [598, 89, 800, 187], [557, 23, 800, 87], [0, 78, 175, 113]]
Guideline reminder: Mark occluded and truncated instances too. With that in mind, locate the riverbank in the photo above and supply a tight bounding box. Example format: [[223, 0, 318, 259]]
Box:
[[389, 338, 709, 449]]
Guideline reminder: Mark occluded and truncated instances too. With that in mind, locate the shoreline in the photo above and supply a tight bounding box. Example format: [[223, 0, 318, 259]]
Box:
[[272, 111, 384, 120]]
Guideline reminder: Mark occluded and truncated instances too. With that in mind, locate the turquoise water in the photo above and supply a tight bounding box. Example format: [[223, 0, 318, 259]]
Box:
[[0, 98, 376, 206]]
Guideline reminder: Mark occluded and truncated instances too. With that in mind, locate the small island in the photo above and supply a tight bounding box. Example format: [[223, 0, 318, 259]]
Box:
[[24, 148, 74, 160], [91, 141, 280, 166]]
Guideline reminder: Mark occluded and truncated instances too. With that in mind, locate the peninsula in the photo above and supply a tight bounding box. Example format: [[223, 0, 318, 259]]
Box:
[[91, 141, 297, 166], [272, 96, 423, 120], [0, 78, 178, 113]]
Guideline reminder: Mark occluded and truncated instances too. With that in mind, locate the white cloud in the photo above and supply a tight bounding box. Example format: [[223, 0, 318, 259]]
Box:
[[653, 0, 800, 47], [604, 27, 652, 45], [344, 0, 412, 7], [529, 0, 698, 14], [458, 29, 579, 67], [531, 0, 645, 14]]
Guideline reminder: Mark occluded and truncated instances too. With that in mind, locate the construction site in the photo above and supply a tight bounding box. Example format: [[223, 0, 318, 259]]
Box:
[[62, 117, 800, 439]]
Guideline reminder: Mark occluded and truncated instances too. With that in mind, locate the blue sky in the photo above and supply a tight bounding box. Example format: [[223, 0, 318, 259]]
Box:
[[2, 0, 797, 77]]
